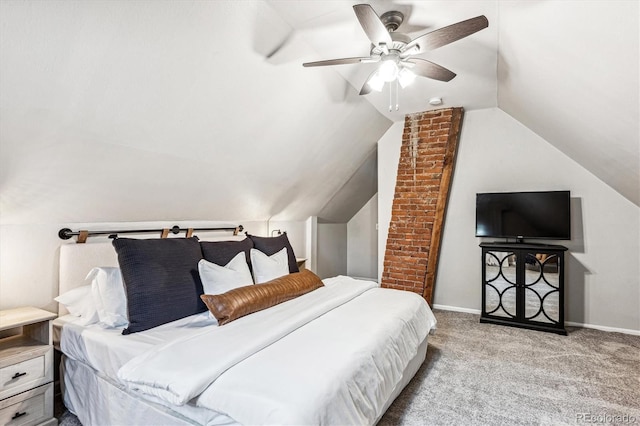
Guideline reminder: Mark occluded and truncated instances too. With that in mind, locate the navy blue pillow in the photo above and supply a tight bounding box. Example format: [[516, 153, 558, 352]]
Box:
[[247, 233, 299, 274], [200, 238, 253, 270], [112, 237, 205, 334]]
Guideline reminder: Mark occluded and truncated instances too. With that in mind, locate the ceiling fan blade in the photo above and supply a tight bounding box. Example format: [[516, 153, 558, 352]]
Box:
[[405, 15, 488, 54], [353, 4, 393, 48], [406, 58, 456, 82], [359, 70, 378, 95], [303, 57, 370, 67]]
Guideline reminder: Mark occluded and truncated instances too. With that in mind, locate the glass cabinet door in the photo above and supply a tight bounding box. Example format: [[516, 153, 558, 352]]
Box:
[[523, 252, 560, 323], [480, 244, 566, 334], [484, 251, 517, 318]]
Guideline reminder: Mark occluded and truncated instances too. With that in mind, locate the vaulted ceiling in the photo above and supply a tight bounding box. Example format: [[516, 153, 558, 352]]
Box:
[[497, 1, 638, 206], [1, 1, 637, 228], [269, 0, 638, 206]]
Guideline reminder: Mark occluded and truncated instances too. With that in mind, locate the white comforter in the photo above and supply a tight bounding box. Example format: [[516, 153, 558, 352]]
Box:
[[118, 277, 436, 425]]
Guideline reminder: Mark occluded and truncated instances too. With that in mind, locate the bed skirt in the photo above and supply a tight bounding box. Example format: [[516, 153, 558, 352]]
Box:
[[60, 336, 429, 426]]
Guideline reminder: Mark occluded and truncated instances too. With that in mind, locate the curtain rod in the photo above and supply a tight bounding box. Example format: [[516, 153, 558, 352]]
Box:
[[58, 225, 244, 243]]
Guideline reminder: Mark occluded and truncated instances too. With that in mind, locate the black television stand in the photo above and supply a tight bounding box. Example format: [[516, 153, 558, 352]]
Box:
[[480, 242, 568, 335]]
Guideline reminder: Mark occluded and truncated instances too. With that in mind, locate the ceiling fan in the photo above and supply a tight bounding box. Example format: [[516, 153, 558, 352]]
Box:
[[302, 4, 489, 97]]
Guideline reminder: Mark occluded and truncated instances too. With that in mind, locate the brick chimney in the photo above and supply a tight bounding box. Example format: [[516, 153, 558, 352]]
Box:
[[381, 107, 463, 305]]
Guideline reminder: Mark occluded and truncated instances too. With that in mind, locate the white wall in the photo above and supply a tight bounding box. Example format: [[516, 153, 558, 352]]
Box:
[[0, 220, 269, 312], [0, 219, 314, 313], [377, 122, 405, 282], [316, 223, 347, 279], [266, 220, 307, 262], [0, 0, 391, 315], [347, 194, 378, 280], [0, 0, 391, 225], [304, 216, 318, 273], [378, 108, 640, 332]]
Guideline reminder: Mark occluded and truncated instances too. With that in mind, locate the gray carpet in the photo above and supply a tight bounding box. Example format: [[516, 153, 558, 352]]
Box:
[[379, 310, 640, 426], [59, 310, 640, 425], [58, 410, 83, 426]]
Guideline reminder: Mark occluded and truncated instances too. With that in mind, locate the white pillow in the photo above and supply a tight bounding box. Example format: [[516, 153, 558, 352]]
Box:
[[86, 267, 128, 328], [250, 247, 289, 284], [198, 252, 254, 295], [55, 285, 99, 325]]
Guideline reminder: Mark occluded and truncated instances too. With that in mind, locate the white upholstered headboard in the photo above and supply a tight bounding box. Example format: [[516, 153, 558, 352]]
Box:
[[57, 235, 247, 315], [58, 242, 118, 316]]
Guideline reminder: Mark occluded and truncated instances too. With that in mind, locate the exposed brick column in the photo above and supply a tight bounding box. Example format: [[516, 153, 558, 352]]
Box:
[[381, 107, 464, 305]]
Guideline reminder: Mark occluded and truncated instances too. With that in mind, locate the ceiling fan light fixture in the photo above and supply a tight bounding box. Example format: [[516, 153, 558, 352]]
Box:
[[378, 59, 399, 82], [398, 68, 416, 88], [368, 72, 385, 92]]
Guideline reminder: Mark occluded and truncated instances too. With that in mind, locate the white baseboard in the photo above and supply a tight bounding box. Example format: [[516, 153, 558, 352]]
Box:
[[351, 276, 378, 282], [431, 304, 640, 336], [432, 304, 481, 315], [565, 321, 640, 336]]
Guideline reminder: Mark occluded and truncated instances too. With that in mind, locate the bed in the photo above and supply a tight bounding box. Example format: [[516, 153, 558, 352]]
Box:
[[53, 235, 437, 426]]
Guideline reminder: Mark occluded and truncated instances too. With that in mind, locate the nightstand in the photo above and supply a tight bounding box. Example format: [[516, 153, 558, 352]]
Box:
[[0, 307, 57, 426]]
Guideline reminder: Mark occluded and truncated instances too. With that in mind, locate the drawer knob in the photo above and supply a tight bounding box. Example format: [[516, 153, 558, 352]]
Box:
[[11, 371, 27, 380], [12, 411, 27, 420]]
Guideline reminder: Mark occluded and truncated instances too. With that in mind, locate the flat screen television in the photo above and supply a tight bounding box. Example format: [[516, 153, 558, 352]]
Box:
[[475, 190, 571, 240]]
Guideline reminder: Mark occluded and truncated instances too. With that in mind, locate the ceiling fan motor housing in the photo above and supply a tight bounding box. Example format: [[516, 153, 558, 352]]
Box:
[[370, 10, 409, 53], [379, 10, 404, 32]]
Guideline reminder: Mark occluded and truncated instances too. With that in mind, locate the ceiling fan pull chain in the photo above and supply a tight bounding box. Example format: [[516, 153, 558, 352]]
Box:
[[394, 79, 399, 111], [388, 79, 399, 112]]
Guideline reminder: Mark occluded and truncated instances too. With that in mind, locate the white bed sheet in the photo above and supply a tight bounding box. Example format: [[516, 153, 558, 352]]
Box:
[[56, 277, 436, 425], [62, 356, 238, 426], [60, 337, 428, 426], [57, 313, 238, 425], [56, 311, 217, 379], [190, 284, 433, 425]]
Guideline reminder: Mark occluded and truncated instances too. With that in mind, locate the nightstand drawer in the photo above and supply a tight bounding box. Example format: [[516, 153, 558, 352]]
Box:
[[0, 348, 52, 400], [0, 382, 53, 426], [0, 308, 57, 426]]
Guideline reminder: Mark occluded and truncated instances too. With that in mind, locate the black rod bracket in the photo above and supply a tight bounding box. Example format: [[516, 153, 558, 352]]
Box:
[[58, 228, 74, 240]]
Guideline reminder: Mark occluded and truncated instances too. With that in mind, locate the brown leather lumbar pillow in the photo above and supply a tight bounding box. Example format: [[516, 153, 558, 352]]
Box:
[[201, 269, 324, 325]]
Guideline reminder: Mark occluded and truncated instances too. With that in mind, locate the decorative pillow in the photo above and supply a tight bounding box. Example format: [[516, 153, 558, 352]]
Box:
[[86, 267, 128, 328], [201, 269, 323, 325], [198, 252, 254, 295], [200, 238, 253, 271], [112, 237, 205, 334], [55, 285, 99, 325], [247, 233, 299, 273], [251, 247, 289, 284]]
